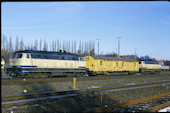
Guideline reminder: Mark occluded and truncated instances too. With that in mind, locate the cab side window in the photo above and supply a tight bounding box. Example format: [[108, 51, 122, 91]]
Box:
[[27, 54, 30, 58]]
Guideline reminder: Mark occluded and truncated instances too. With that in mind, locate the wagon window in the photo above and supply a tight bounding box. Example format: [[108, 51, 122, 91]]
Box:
[[122, 62, 124, 66], [116, 62, 118, 66], [100, 61, 102, 65]]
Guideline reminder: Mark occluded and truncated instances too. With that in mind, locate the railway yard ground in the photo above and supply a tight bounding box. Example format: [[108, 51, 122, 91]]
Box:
[[1, 71, 170, 112]]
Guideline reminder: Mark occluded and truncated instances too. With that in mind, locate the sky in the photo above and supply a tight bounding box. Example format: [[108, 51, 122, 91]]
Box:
[[1, 1, 170, 60]]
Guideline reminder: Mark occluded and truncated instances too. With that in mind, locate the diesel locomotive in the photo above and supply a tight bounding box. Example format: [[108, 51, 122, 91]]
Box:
[[7, 50, 87, 78]]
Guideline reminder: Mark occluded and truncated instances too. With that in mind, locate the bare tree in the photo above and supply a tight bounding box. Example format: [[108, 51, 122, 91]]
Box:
[[34, 39, 38, 50], [75, 40, 76, 53], [66, 41, 69, 52], [81, 42, 84, 54], [31, 42, 34, 50], [77, 41, 81, 54], [71, 41, 73, 53], [2, 35, 6, 50], [24, 45, 27, 50], [62, 40, 65, 51], [39, 39, 42, 51], [9, 36, 13, 53], [15, 36, 19, 51], [52, 40, 54, 51], [57, 41, 59, 52], [6, 36, 8, 52], [43, 40, 48, 51], [54, 40, 57, 51], [20, 37, 24, 50], [59, 41, 61, 51], [57, 39, 59, 52], [67, 40, 70, 52]]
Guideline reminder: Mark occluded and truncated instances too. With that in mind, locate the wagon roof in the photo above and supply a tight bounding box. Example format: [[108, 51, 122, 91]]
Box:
[[92, 56, 138, 62]]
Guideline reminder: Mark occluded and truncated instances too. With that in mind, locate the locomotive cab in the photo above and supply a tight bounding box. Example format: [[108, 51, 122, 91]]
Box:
[[9, 53, 32, 67], [7, 52, 33, 77], [139, 61, 161, 74]]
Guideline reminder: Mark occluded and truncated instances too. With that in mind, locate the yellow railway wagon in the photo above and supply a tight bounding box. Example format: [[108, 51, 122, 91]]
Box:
[[84, 56, 139, 75]]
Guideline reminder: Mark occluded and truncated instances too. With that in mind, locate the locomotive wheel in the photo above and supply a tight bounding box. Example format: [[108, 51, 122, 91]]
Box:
[[47, 73, 52, 78]]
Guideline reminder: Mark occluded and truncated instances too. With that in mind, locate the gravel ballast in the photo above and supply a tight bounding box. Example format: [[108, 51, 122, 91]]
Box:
[[2, 73, 170, 97]]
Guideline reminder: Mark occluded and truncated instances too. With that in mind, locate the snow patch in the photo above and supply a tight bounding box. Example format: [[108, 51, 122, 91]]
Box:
[[158, 106, 170, 112], [88, 86, 101, 89]]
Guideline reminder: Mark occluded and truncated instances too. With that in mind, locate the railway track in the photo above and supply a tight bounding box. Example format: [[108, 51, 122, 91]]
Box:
[[89, 92, 170, 112], [2, 80, 170, 110]]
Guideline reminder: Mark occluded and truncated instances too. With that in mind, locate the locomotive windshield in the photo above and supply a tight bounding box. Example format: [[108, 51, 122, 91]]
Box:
[[16, 54, 23, 58], [145, 61, 159, 64], [11, 54, 16, 59]]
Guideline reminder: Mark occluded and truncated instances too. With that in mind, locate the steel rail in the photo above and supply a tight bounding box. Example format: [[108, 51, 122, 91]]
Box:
[[88, 92, 170, 113], [145, 101, 170, 112]]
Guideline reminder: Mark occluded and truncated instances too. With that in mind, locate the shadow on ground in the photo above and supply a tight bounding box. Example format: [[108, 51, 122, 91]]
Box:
[[3, 82, 119, 113]]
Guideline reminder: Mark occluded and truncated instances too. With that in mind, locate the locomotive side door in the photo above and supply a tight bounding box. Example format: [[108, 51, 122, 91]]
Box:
[[25, 53, 32, 66], [78, 57, 86, 69]]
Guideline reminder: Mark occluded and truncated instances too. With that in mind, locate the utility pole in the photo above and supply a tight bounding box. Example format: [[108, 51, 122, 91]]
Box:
[[96, 39, 101, 55], [134, 48, 137, 59], [115, 48, 118, 55], [116, 37, 121, 57]]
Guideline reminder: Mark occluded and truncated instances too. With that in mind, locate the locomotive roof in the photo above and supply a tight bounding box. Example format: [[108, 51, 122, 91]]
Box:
[[92, 56, 138, 62], [14, 50, 79, 56]]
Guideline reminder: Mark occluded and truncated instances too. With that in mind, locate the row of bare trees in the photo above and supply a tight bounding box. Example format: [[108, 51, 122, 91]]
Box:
[[1, 35, 95, 62]]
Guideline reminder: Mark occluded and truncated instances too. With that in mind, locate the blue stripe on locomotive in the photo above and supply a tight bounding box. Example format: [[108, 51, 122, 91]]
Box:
[[21, 67, 87, 74]]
